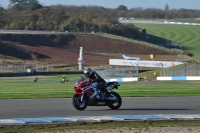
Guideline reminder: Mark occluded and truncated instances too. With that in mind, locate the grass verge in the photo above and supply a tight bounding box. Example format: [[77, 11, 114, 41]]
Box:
[[1, 74, 200, 99]]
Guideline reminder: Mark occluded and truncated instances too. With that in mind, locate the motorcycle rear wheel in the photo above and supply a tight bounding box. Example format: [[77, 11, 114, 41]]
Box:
[[107, 92, 122, 110], [72, 94, 87, 110]]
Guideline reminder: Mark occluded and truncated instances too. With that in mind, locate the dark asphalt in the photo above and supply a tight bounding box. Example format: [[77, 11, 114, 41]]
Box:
[[0, 97, 200, 119]]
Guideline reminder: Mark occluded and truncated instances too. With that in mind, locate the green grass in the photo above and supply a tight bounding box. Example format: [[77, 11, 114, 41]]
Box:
[[101, 33, 172, 53], [133, 23, 200, 60], [1, 74, 200, 99], [173, 18, 200, 23]]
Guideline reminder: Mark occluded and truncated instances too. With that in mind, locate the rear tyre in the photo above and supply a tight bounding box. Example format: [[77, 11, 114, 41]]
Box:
[[107, 92, 122, 110], [72, 94, 87, 110]]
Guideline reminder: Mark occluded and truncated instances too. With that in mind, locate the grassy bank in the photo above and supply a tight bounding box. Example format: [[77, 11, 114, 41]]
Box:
[[134, 23, 200, 60], [0, 74, 200, 99]]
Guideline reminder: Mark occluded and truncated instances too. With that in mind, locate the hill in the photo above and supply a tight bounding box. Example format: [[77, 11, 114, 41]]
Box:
[[0, 33, 186, 68], [133, 23, 200, 61]]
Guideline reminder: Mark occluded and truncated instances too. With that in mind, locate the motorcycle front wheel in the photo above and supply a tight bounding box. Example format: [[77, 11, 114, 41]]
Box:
[[107, 92, 122, 110], [72, 94, 87, 110]]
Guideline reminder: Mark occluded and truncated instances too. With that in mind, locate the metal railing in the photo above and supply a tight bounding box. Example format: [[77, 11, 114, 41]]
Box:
[[0, 65, 54, 73], [96, 65, 139, 79], [160, 63, 200, 76]]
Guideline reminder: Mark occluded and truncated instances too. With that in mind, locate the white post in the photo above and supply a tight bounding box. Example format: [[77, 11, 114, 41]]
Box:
[[78, 47, 84, 70]]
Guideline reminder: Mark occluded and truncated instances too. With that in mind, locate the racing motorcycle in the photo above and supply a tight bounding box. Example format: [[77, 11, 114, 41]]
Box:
[[72, 77, 122, 110], [60, 76, 69, 83]]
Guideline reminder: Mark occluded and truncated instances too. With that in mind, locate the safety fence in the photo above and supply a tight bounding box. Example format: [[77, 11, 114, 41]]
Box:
[[96, 66, 139, 79], [0, 65, 54, 73], [160, 63, 200, 76], [1, 63, 199, 79]]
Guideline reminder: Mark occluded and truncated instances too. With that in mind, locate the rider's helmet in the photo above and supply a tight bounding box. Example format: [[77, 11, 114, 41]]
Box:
[[84, 68, 93, 78]]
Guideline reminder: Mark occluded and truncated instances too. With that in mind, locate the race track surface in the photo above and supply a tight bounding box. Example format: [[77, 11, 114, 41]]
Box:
[[0, 97, 200, 119]]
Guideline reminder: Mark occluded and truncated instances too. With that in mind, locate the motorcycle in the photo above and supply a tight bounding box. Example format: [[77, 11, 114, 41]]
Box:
[[60, 76, 69, 83], [72, 77, 122, 110]]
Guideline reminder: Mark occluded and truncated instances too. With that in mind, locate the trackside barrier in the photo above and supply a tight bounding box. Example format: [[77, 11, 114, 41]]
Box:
[[105, 77, 138, 82], [164, 21, 200, 26], [157, 76, 200, 81], [1, 114, 200, 125]]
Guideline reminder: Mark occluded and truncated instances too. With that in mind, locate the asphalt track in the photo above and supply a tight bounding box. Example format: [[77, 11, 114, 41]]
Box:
[[1, 97, 200, 119]]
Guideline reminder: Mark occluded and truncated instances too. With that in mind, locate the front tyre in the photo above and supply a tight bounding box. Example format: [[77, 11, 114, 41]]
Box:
[[107, 92, 122, 110], [72, 94, 87, 110]]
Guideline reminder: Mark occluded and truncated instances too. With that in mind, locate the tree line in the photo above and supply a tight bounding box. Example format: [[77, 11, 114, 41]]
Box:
[[0, 0, 200, 40]]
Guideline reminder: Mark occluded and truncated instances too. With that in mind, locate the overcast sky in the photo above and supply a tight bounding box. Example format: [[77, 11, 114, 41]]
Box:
[[1, 0, 200, 10]]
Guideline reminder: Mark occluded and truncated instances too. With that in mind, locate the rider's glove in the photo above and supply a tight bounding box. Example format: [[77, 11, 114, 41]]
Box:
[[89, 79, 95, 82], [84, 79, 89, 84]]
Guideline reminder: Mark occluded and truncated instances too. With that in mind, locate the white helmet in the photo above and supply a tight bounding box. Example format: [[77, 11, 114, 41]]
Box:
[[84, 68, 93, 78]]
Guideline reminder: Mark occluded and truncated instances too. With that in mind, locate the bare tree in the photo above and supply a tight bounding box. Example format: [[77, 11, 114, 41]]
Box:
[[164, 4, 169, 12]]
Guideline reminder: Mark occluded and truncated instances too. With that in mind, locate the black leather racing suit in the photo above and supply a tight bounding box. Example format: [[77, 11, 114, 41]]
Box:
[[87, 71, 108, 93]]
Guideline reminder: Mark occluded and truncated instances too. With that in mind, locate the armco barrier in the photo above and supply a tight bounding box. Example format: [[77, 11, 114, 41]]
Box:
[[105, 77, 138, 82], [164, 21, 200, 26], [0, 71, 83, 77], [157, 76, 200, 81]]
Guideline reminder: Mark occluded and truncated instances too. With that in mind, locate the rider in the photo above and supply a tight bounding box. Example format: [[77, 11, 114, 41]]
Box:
[[83, 68, 111, 98]]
